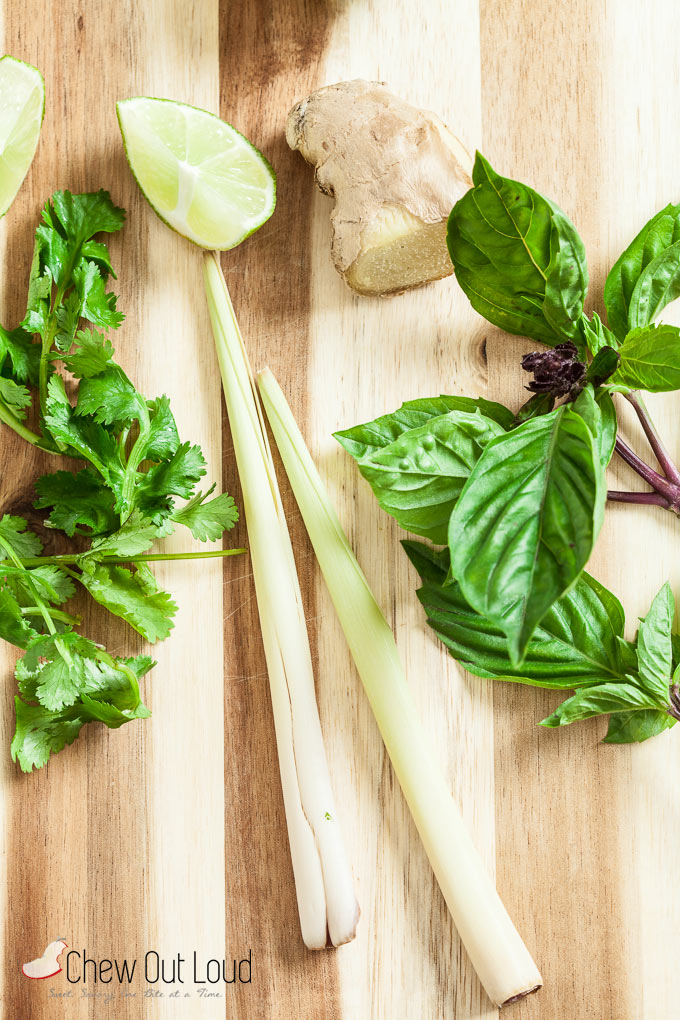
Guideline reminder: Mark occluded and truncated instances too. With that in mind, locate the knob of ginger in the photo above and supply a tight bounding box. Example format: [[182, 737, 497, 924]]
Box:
[[286, 80, 473, 297]]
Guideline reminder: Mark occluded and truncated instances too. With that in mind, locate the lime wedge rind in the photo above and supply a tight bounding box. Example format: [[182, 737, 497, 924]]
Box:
[[0, 55, 45, 217], [117, 96, 276, 251]]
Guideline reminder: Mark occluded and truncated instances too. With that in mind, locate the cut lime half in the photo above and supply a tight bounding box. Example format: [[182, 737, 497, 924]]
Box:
[[0, 55, 44, 216], [117, 97, 276, 250]]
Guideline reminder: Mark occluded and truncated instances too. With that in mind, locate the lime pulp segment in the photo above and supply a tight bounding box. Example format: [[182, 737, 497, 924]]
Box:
[[0, 55, 44, 216], [117, 97, 276, 250]]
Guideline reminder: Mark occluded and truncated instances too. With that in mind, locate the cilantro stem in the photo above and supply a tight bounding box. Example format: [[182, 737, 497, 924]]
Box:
[[93, 649, 142, 709], [21, 607, 81, 626], [0, 400, 54, 452], [119, 403, 151, 518], [39, 299, 61, 417], [0, 534, 73, 666], [16, 548, 247, 568], [0, 535, 56, 636], [624, 391, 680, 484]]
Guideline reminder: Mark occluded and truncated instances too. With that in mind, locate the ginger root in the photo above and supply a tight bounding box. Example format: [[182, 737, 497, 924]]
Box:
[[286, 80, 473, 296]]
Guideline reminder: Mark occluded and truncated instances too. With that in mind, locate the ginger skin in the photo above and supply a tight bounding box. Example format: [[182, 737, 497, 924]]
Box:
[[286, 80, 473, 296]]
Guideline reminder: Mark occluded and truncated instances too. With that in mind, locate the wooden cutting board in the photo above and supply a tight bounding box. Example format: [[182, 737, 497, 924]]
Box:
[[1, 1, 678, 1017]]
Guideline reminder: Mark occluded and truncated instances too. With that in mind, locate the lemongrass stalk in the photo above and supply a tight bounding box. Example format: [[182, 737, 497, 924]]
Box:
[[203, 253, 359, 949], [257, 366, 543, 1007]]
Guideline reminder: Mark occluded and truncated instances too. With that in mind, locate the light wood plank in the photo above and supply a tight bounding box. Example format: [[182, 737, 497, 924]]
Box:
[[482, 2, 680, 1018], [309, 3, 500, 1018]]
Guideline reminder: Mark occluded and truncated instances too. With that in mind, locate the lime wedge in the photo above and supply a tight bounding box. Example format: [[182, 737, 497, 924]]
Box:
[[117, 97, 276, 250], [0, 55, 44, 216]]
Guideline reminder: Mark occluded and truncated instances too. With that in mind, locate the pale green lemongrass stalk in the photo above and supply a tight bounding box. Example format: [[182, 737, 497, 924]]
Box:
[[257, 366, 543, 1008], [203, 253, 359, 949]]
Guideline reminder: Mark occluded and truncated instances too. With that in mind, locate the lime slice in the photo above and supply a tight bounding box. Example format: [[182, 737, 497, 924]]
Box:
[[0, 55, 44, 216], [117, 97, 276, 250]]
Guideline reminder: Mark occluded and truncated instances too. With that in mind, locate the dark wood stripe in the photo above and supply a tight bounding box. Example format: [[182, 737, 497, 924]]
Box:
[[219, 3, 343, 1018]]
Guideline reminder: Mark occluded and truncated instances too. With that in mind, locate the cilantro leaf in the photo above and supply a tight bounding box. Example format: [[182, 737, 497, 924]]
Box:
[[48, 190, 126, 249], [34, 468, 118, 536], [0, 515, 43, 559], [3, 564, 74, 608], [171, 485, 238, 541], [134, 442, 207, 522], [12, 697, 84, 771], [75, 365, 145, 425], [78, 563, 177, 642], [54, 291, 82, 352], [44, 376, 124, 490], [72, 261, 124, 329], [0, 324, 39, 383], [12, 648, 151, 772], [82, 512, 167, 559], [28, 566, 75, 604], [0, 590, 38, 648], [19, 631, 101, 711], [144, 395, 180, 461], [60, 328, 114, 378], [0, 377, 31, 419]]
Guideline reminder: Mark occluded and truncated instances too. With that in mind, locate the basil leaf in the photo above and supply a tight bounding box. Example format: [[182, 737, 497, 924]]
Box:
[[334, 394, 513, 460], [635, 582, 674, 701], [603, 709, 675, 744], [615, 323, 680, 392], [604, 203, 680, 337], [579, 312, 620, 355], [628, 242, 680, 329], [541, 682, 662, 728], [447, 153, 588, 346], [514, 392, 555, 425], [348, 411, 505, 543], [404, 540, 634, 687], [448, 405, 605, 665], [584, 346, 620, 386], [571, 384, 617, 466]]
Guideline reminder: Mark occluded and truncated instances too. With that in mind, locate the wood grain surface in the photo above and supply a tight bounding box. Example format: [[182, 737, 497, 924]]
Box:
[[1, 1, 679, 1018]]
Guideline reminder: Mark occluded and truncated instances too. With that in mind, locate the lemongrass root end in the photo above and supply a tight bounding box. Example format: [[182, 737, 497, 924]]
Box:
[[501, 983, 543, 1007]]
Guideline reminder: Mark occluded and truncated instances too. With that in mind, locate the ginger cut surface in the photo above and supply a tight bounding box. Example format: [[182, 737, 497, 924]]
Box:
[[286, 80, 473, 296]]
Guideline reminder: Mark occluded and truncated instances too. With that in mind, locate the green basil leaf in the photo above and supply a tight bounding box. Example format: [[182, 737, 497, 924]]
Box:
[[541, 682, 662, 728], [579, 312, 620, 355], [604, 203, 680, 338], [603, 709, 675, 743], [350, 411, 505, 543], [513, 392, 555, 425], [448, 405, 605, 665], [447, 153, 588, 346], [584, 346, 620, 386], [571, 384, 617, 466], [635, 582, 674, 702], [404, 540, 634, 687], [615, 323, 680, 392], [334, 394, 513, 460], [628, 242, 680, 329]]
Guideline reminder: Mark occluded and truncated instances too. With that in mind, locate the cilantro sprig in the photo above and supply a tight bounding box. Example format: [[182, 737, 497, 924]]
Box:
[[0, 191, 243, 771]]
